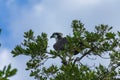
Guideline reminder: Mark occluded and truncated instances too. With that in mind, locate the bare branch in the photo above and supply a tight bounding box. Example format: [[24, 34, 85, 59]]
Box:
[[40, 56, 55, 66], [73, 49, 92, 65]]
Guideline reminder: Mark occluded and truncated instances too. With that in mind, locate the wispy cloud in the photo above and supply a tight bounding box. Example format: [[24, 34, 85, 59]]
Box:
[[4, 0, 120, 51], [0, 48, 34, 80], [0, 49, 12, 68], [6, 0, 103, 39]]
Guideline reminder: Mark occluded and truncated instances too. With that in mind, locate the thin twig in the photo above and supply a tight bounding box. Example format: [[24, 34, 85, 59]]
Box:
[[73, 49, 92, 65], [40, 56, 55, 66], [98, 54, 110, 59]]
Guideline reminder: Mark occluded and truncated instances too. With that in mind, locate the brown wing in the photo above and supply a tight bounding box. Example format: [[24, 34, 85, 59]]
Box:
[[53, 37, 68, 51]]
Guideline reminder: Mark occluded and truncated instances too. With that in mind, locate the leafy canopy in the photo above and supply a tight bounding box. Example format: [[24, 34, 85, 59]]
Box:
[[12, 20, 120, 80]]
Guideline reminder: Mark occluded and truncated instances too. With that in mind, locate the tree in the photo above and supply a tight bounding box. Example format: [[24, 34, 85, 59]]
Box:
[[12, 20, 120, 80], [0, 29, 17, 80]]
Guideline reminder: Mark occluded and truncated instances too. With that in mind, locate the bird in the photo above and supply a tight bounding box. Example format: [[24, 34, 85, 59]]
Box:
[[50, 32, 79, 55]]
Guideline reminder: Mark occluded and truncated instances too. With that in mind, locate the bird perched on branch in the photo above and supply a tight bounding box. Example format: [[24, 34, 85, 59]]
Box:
[[50, 32, 79, 55]]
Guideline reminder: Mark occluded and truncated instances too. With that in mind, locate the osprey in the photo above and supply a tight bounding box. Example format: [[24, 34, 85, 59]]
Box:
[[50, 32, 79, 55]]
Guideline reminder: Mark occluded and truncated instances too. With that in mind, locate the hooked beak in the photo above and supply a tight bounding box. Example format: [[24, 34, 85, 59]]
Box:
[[50, 35, 54, 38]]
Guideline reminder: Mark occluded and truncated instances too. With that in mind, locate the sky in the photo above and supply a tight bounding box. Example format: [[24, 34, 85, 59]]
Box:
[[0, 0, 120, 80]]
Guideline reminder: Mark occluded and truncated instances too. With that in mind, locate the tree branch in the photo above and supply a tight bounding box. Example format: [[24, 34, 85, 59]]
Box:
[[73, 49, 92, 65], [98, 54, 110, 59], [40, 56, 55, 66]]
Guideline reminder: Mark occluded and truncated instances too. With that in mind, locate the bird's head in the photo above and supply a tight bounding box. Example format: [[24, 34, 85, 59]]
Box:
[[50, 32, 63, 41]]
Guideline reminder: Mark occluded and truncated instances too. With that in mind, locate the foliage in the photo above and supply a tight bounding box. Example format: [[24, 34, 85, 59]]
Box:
[[0, 64, 17, 80], [12, 20, 120, 80]]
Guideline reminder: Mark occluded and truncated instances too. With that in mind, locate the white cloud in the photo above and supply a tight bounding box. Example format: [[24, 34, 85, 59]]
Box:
[[0, 49, 13, 68], [0, 48, 33, 80], [5, 0, 120, 49], [8, 0, 102, 31], [33, 3, 43, 14], [6, 0, 120, 50], [63, 0, 101, 7]]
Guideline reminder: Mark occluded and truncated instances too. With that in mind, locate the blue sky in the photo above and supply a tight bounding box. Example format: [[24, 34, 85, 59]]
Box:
[[0, 0, 120, 79]]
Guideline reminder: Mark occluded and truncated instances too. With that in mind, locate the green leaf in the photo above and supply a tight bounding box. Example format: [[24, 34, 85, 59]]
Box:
[[8, 69, 17, 77], [106, 32, 116, 39]]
